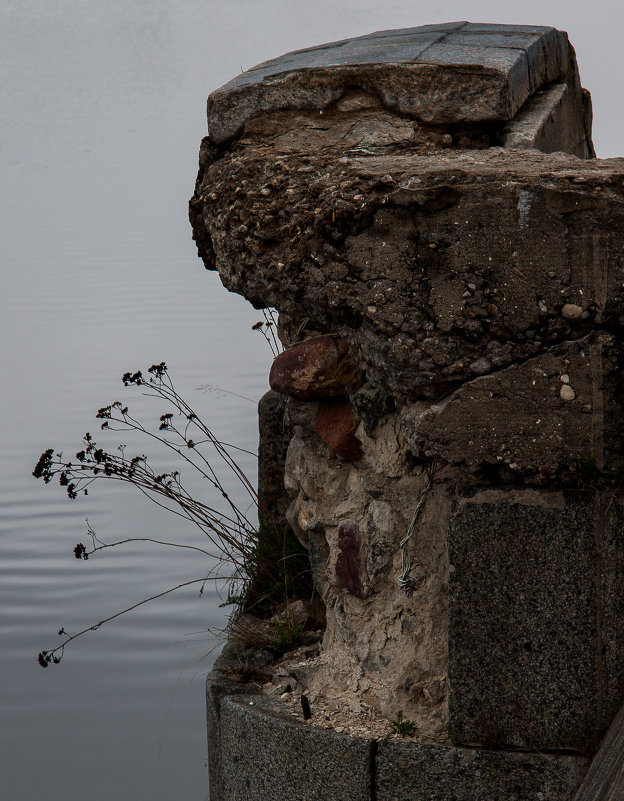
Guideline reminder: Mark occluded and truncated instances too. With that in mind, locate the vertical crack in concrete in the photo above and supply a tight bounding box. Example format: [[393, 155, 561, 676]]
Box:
[[369, 739, 378, 801]]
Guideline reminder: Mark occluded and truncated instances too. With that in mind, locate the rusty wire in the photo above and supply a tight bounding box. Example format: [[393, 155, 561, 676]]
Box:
[[398, 461, 436, 596]]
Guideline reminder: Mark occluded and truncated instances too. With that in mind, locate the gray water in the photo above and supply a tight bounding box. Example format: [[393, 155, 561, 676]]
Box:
[[1, 2, 621, 799]]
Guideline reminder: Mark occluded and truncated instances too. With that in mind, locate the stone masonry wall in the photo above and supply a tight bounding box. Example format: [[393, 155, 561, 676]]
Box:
[[191, 23, 624, 800]]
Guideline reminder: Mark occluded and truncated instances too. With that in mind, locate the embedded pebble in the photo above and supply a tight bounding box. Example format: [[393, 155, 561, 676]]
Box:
[[560, 385, 576, 401], [560, 374, 570, 384], [561, 303, 583, 319], [469, 357, 492, 375]]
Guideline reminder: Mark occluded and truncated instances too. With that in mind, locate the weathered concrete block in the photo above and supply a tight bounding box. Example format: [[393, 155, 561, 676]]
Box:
[[193, 22, 621, 801], [401, 332, 623, 480], [219, 694, 374, 801], [501, 82, 594, 158], [448, 488, 624, 750], [193, 148, 624, 403], [376, 738, 588, 801]]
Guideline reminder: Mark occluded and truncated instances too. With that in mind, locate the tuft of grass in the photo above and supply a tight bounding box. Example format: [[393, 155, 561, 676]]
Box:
[[578, 452, 600, 481], [242, 522, 312, 615], [388, 709, 418, 738], [266, 612, 305, 658], [613, 459, 624, 486]]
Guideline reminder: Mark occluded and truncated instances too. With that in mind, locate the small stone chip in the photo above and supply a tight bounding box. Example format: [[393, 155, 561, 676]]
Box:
[[469, 357, 492, 376], [561, 303, 583, 320], [560, 385, 576, 401]]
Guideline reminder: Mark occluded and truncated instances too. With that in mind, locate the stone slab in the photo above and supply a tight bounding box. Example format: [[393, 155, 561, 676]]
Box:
[[219, 694, 374, 801], [246, 32, 441, 75], [448, 488, 624, 751], [501, 82, 594, 158], [413, 42, 530, 115], [376, 738, 588, 801], [206, 646, 590, 801], [207, 23, 574, 142], [206, 646, 265, 801], [442, 27, 568, 94]]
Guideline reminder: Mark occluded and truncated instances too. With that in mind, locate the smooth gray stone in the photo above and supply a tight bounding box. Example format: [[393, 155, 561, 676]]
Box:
[[465, 22, 559, 33], [446, 31, 544, 48], [448, 489, 624, 751], [368, 21, 469, 36], [376, 739, 588, 801], [207, 22, 575, 143], [225, 31, 444, 85]]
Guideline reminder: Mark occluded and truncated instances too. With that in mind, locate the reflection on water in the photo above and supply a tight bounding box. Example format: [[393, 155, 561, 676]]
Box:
[[1, 1, 619, 799]]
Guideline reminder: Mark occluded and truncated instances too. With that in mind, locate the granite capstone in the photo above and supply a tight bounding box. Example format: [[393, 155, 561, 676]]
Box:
[[207, 22, 575, 143]]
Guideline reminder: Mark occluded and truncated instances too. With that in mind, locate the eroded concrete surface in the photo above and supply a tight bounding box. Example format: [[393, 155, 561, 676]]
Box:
[[192, 23, 624, 798]]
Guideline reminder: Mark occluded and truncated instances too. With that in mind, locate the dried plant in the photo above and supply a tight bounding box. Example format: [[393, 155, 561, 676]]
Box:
[[33, 362, 311, 666]]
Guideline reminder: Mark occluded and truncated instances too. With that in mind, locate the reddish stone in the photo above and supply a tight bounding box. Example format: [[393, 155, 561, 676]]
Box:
[[269, 335, 361, 401], [336, 520, 364, 598], [314, 399, 363, 460]]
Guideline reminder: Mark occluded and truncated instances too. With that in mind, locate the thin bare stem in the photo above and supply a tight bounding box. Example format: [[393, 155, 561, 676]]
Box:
[[37, 577, 229, 667], [33, 362, 311, 668]]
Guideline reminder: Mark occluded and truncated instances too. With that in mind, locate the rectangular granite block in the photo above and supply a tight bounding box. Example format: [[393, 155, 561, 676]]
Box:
[[448, 488, 624, 751], [376, 739, 588, 801], [220, 695, 374, 801]]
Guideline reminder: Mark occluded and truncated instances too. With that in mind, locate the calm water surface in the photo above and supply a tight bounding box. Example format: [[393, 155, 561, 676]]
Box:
[[1, 2, 621, 799]]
